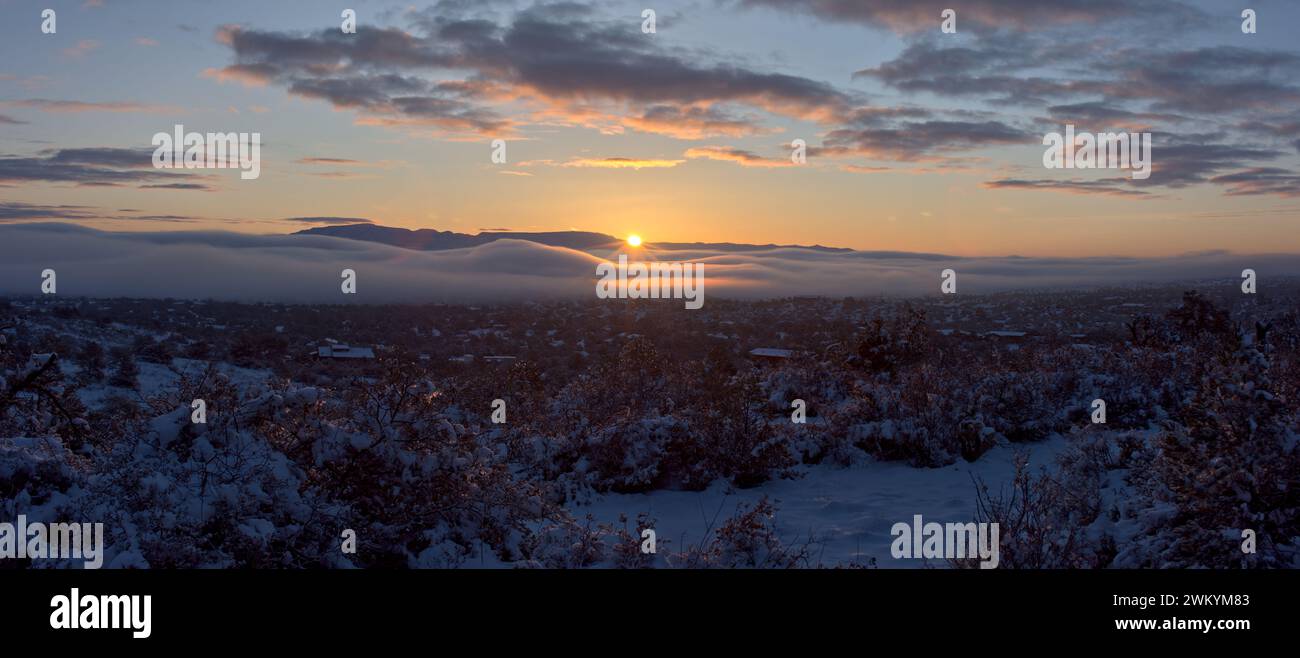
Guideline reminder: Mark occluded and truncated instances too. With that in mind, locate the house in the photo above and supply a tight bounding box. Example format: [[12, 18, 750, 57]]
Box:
[[748, 347, 793, 361], [317, 344, 375, 359]]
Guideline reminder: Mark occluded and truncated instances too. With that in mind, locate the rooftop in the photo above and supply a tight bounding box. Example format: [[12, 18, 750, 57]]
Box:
[[317, 344, 375, 359]]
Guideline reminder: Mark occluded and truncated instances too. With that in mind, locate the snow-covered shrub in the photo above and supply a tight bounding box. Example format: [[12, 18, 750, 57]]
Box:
[[848, 305, 931, 375], [669, 497, 813, 568], [607, 512, 661, 569], [677, 371, 795, 488], [976, 370, 1065, 443], [853, 365, 969, 467], [816, 389, 880, 466], [518, 514, 609, 568], [1138, 343, 1300, 568], [969, 452, 1108, 569], [957, 418, 998, 463], [285, 361, 568, 567], [565, 414, 680, 493]]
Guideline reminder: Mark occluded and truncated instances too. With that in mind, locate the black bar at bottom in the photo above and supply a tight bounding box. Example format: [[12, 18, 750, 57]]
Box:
[[1, 569, 1290, 646]]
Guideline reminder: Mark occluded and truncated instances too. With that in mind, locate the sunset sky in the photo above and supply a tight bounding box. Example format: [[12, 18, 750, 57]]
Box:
[[3, 0, 1300, 257]]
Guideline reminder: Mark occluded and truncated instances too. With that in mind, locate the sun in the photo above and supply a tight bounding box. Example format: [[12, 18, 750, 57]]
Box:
[[627, 234, 642, 247]]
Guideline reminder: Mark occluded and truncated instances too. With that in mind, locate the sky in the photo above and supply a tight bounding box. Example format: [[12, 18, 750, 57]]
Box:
[[2, 0, 1300, 259]]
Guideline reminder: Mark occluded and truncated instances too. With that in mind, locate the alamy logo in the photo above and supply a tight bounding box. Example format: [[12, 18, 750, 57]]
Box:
[[1043, 124, 1151, 180], [890, 514, 1000, 569], [596, 254, 705, 309], [152, 124, 261, 180], [0, 515, 103, 569], [50, 588, 152, 639]]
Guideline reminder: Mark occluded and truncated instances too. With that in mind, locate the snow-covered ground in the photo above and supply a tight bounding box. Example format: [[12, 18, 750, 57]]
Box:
[[74, 357, 272, 407], [579, 435, 1073, 567]]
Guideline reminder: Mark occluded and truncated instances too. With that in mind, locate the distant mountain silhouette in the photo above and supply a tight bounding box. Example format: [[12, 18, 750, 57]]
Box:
[[295, 223, 853, 253]]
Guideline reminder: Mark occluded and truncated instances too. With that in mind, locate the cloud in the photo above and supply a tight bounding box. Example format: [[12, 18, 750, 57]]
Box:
[[200, 64, 274, 87], [838, 164, 892, 174], [306, 171, 374, 179], [559, 157, 685, 170], [293, 156, 394, 179], [209, 4, 853, 138], [281, 216, 374, 225], [1138, 135, 1286, 189], [856, 37, 1300, 127], [0, 223, 603, 303], [1209, 167, 1300, 198], [0, 147, 210, 189], [982, 123, 1300, 197], [62, 40, 100, 58], [1044, 102, 1186, 130], [983, 132, 1300, 199], [684, 146, 791, 168], [625, 105, 768, 139], [196, 0, 1299, 203], [295, 157, 365, 166], [0, 114, 27, 125], [0, 202, 99, 222], [115, 214, 203, 222], [982, 178, 1150, 197], [1109, 47, 1300, 115], [735, 0, 1202, 33], [0, 99, 179, 113], [47, 147, 159, 168], [853, 35, 1104, 105], [139, 183, 214, 191], [3, 224, 1298, 302], [0, 202, 206, 223], [516, 157, 686, 170], [294, 156, 397, 169], [820, 119, 1026, 161]]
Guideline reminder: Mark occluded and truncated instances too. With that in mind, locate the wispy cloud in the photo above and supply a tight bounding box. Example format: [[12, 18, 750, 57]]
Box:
[[296, 157, 365, 166], [0, 99, 179, 114], [739, 0, 1204, 33], [560, 157, 685, 170], [62, 40, 101, 58], [0, 202, 99, 222], [685, 146, 791, 168], [280, 216, 373, 224], [0, 202, 207, 223], [982, 178, 1151, 197]]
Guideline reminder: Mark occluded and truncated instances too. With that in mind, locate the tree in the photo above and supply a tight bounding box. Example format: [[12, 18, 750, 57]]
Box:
[[109, 348, 139, 389], [1166, 290, 1232, 340], [79, 341, 106, 382]]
